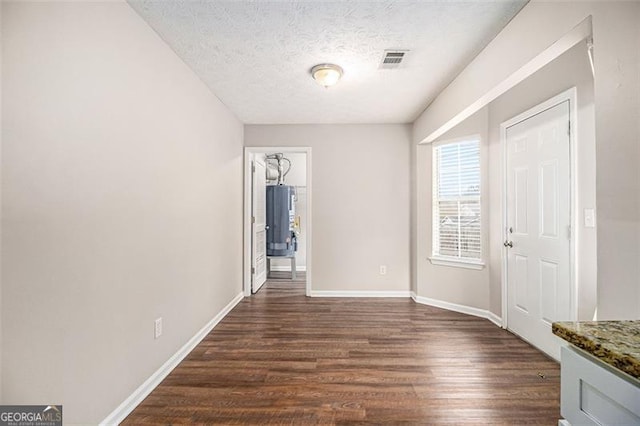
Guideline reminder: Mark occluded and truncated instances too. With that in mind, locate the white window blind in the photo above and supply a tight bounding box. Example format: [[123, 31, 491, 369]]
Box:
[[433, 139, 481, 261]]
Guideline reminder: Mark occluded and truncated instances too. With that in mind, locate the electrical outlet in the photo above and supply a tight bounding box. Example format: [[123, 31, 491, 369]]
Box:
[[379, 265, 387, 275], [154, 318, 162, 339]]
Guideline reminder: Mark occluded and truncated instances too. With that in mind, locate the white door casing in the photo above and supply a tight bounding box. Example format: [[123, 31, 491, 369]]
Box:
[[243, 147, 313, 298], [252, 157, 267, 293], [502, 91, 575, 361]]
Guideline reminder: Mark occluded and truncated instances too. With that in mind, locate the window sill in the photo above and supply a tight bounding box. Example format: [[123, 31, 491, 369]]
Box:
[[428, 256, 485, 270]]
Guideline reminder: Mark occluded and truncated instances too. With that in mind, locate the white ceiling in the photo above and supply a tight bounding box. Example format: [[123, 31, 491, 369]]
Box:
[[128, 0, 527, 124]]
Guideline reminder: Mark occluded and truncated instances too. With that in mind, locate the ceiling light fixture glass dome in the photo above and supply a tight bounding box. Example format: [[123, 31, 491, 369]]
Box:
[[310, 64, 343, 88]]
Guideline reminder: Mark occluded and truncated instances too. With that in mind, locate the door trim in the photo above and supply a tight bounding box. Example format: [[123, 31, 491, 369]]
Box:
[[251, 156, 267, 293], [243, 146, 312, 297], [500, 87, 578, 330]]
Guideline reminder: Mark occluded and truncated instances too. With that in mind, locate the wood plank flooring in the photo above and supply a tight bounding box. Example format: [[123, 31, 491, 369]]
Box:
[[124, 275, 561, 425]]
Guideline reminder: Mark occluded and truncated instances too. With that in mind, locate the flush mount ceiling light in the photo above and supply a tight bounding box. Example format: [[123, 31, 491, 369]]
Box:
[[310, 64, 343, 88]]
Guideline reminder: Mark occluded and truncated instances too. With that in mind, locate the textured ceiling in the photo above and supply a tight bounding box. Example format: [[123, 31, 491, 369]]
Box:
[[128, 1, 527, 124]]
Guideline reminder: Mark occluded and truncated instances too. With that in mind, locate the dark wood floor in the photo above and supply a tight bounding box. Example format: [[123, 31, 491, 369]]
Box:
[[124, 274, 560, 425]]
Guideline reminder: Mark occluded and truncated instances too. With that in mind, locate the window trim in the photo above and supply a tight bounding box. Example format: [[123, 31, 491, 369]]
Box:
[[431, 135, 483, 269], [428, 255, 485, 270]]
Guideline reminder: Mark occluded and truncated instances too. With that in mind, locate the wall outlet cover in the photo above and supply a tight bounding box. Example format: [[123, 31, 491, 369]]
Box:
[[154, 318, 163, 339]]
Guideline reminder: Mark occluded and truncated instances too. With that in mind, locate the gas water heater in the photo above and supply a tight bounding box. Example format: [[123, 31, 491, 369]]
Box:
[[265, 153, 297, 257], [266, 185, 297, 257]]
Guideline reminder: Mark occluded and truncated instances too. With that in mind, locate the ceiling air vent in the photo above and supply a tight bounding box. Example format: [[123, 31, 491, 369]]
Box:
[[379, 50, 409, 69]]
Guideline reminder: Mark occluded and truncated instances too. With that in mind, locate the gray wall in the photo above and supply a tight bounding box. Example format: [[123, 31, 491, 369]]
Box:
[[0, 0, 3, 402], [411, 42, 596, 319], [592, 4, 640, 319], [1, 1, 243, 423], [246, 124, 411, 293], [415, 108, 490, 309], [487, 42, 596, 319], [410, 129, 417, 295], [413, 1, 640, 320]]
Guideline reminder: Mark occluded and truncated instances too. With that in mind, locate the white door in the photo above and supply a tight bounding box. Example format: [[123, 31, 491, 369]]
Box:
[[505, 99, 571, 360], [252, 157, 267, 293]]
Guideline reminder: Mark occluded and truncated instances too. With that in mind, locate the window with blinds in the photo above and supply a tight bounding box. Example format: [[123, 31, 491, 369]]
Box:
[[432, 139, 481, 262]]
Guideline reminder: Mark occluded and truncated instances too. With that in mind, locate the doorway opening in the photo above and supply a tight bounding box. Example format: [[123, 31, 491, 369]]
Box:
[[243, 147, 312, 297]]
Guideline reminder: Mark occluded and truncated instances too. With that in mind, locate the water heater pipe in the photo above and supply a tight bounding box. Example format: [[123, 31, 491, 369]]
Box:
[[266, 153, 292, 185]]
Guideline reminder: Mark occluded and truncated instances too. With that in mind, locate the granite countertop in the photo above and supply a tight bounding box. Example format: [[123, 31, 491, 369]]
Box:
[[552, 320, 640, 380]]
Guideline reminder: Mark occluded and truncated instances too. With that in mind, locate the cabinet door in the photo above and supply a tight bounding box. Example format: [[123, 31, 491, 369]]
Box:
[[561, 347, 640, 425]]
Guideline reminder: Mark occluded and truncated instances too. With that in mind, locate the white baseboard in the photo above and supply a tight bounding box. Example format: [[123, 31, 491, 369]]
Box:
[[310, 290, 411, 298], [486, 311, 503, 328], [269, 265, 307, 272], [411, 293, 488, 318], [100, 291, 244, 425], [410, 292, 502, 327]]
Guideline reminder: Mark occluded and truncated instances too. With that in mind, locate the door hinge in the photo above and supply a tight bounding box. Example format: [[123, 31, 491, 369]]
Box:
[[568, 121, 571, 136], [252, 163, 256, 173], [567, 225, 572, 239], [251, 266, 255, 274], [251, 216, 256, 224]]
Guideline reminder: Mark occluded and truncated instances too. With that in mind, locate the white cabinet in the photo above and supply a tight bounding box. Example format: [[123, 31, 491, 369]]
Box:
[[561, 346, 640, 425]]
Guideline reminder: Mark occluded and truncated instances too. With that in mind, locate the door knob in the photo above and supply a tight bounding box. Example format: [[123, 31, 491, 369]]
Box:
[[504, 240, 513, 248]]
